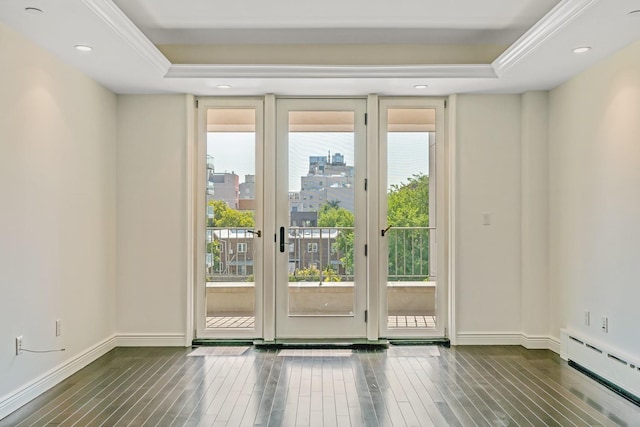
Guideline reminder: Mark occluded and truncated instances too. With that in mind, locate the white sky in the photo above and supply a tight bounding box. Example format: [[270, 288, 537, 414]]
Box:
[[207, 132, 429, 192]]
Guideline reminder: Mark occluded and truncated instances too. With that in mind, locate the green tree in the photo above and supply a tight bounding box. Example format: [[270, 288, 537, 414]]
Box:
[[318, 202, 353, 228], [208, 200, 255, 227], [325, 200, 341, 209], [207, 240, 221, 276], [386, 174, 430, 281], [318, 202, 354, 275], [387, 174, 429, 227]]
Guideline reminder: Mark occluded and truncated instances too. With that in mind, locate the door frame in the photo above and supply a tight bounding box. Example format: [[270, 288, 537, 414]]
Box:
[[189, 95, 450, 343], [274, 97, 368, 339]]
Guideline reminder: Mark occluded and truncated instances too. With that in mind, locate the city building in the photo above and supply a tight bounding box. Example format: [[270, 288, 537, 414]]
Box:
[[291, 211, 318, 227], [239, 174, 255, 201], [291, 153, 356, 212], [206, 154, 239, 208], [208, 172, 239, 209]]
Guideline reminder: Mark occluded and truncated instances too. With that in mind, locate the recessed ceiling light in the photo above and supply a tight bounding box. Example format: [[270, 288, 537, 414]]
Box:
[[216, 84, 232, 89], [572, 46, 592, 54], [414, 84, 429, 89], [25, 7, 43, 14], [74, 45, 93, 53]]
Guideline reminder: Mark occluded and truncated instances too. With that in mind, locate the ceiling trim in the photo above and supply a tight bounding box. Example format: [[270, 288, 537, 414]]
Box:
[[82, 0, 171, 74], [80, 0, 608, 87], [165, 64, 497, 79], [493, 0, 598, 76]]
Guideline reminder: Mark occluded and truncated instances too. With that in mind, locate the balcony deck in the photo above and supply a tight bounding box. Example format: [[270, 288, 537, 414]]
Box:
[[206, 315, 437, 330]]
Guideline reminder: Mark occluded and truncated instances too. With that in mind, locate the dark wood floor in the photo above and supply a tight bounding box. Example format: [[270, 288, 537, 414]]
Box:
[[2, 345, 639, 426]]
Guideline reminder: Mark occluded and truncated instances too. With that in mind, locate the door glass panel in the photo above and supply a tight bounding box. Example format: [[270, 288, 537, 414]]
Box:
[[386, 108, 436, 329], [205, 108, 256, 330], [287, 111, 355, 316]]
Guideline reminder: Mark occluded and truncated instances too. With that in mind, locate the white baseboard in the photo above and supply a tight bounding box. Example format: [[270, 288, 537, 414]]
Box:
[[456, 332, 522, 346], [520, 334, 560, 353], [0, 335, 117, 420], [116, 333, 186, 347], [547, 336, 561, 355], [456, 332, 561, 354]]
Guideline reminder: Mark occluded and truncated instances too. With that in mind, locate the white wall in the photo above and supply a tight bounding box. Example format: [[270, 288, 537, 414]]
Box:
[[0, 22, 116, 411], [116, 95, 192, 345], [520, 92, 550, 341], [454, 95, 523, 338], [549, 40, 640, 355]]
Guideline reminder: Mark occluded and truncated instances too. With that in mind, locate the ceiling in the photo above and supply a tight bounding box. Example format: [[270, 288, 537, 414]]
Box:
[[113, 0, 559, 45], [1, 0, 640, 96]]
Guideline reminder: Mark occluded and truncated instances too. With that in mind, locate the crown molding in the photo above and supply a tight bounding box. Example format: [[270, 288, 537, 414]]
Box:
[[493, 0, 598, 76], [78, 0, 604, 89], [82, 0, 171, 74], [165, 64, 496, 79]]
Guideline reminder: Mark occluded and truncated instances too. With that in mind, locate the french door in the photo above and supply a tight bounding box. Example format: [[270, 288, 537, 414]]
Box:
[[274, 99, 368, 339], [196, 98, 264, 339], [195, 96, 446, 341], [378, 98, 446, 338]]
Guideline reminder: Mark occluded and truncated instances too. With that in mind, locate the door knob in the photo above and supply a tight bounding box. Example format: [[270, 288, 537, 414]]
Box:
[[246, 229, 262, 238]]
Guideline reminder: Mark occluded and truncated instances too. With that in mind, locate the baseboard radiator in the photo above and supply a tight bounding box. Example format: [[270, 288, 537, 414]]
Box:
[[565, 331, 640, 406]]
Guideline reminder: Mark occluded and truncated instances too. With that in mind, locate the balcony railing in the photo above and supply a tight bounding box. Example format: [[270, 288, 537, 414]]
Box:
[[205, 226, 432, 282], [205, 228, 256, 282], [386, 226, 433, 281]]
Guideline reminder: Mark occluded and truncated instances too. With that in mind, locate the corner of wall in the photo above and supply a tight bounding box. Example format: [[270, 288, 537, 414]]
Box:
[[520, 91, 550, 340]]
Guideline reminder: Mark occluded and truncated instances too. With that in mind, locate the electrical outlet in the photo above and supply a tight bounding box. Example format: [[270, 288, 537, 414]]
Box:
[[602, 316, 609, 333], [584, 310, 590, 326], [16, 336, 23, 355], [56, 320, 62, 337]]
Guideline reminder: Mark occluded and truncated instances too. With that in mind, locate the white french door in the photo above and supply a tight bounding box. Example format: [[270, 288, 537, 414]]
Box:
[[274, 99, 368, 339], [378, 98, 446, 338], [194, 96, 448, 342], [196, 98, 264, 339]]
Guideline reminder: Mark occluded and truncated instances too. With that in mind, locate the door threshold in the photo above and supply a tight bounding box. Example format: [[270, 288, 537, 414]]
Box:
[[388, 338, 451, 347], [254, 338, 389, 349], [192, 338, 255, 347]]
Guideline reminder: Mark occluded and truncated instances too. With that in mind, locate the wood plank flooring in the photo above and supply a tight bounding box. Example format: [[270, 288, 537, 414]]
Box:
[[2, 345, 639, 426]]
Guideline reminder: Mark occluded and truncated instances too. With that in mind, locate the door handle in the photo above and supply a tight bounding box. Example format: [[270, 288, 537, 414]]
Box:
[[279, 226, 285, 252], [381, 225, 393, 236], [246, 229, 261, 238]]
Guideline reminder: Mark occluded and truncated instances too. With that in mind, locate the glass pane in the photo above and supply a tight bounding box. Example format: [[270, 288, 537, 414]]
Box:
[[287, 111, 355, 316], [386, 108, 436, 329], [205, 108, 256, 330]]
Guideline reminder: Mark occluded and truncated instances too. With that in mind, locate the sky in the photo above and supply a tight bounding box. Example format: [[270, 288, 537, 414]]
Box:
[[207, 132, 429, 192]]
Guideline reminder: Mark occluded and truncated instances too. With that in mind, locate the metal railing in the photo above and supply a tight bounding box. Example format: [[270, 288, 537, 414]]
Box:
[[386, 227, 433, 281], [205, 226, 433, 282], [206, 228, 256, 282]]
